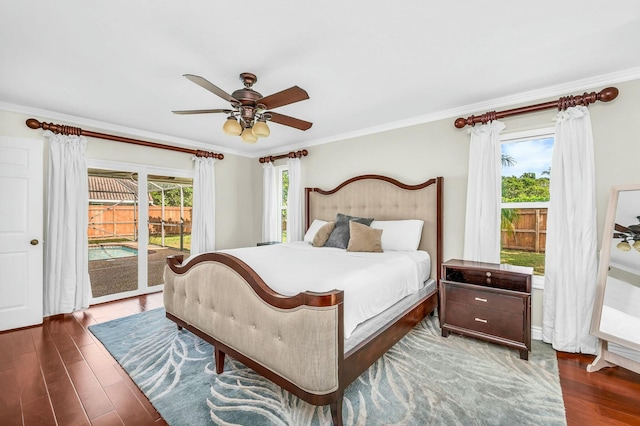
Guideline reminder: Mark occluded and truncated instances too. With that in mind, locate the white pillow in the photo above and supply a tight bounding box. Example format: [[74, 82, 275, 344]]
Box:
[[303, 219, 328, 243], [370, 220, 424, 251]]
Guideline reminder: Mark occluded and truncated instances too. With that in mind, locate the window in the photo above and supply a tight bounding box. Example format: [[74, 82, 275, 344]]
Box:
[[500, 128, 554, 284], [275, 165, 289, 242]]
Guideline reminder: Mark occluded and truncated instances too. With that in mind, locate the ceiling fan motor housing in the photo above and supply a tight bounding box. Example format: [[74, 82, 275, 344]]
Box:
[[233, 74, 264, 126], [240, 106, 257, 126]]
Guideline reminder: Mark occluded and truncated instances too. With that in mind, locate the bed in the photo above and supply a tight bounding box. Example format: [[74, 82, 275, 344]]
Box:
[[163, 174, 443, 425]]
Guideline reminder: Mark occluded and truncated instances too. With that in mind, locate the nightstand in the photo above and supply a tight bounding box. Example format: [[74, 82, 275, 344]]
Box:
[[439, 259, 532, 360]]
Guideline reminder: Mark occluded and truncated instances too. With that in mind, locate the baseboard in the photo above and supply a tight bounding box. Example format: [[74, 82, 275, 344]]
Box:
[[531, 325, 543, 341]]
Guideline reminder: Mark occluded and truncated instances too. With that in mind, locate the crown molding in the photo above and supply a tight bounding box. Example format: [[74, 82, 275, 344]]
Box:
[[0, 101, 251, 158], [5, 66, 640, 160], [263, 66, 640, 156], [445, 66, 640, 121]]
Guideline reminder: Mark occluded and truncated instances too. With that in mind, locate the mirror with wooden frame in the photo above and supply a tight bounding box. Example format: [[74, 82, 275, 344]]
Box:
[[588, 184, 640, 375]]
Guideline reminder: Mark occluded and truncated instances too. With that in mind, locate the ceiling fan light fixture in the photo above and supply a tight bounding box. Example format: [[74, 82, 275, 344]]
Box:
[[222, 116, 242, 136], [240, 127, 258, 143], [252, 120, 270, 138], [633, 240, 640, 251], [617, 240, 632, 252]]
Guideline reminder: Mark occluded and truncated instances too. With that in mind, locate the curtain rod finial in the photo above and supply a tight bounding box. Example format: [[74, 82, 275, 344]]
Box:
[[599, 87, 619, 103], [26, 118, 41, 129], [454, 117, 468, 129]]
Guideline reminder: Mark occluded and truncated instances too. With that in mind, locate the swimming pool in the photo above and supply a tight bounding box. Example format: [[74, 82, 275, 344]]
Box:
[[89, 245, 138, 261]]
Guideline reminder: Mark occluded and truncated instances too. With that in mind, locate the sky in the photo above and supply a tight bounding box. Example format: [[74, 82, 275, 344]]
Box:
[[501, 137, 554, 178]]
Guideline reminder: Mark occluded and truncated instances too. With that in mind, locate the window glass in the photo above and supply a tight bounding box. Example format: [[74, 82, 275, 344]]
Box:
[[500, 132, 554, 276], [276, 167, 289, 242]]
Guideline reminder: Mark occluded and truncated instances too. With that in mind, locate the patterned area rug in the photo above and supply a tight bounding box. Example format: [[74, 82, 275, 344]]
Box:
[[89, 308, 566, 425]]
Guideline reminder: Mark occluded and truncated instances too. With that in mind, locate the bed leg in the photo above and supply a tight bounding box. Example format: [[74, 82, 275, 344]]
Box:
[[214, 348, 225, 374], [330, 394, 343, 426]]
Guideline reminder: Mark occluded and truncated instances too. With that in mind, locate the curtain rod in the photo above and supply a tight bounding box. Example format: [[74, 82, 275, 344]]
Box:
[[258, 149, 308, 163], [453, 87, 619, 129], [25, 118, 224, 159]]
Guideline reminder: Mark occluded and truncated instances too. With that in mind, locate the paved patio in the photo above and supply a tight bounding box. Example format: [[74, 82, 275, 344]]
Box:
[[89, 245, 186, 298]]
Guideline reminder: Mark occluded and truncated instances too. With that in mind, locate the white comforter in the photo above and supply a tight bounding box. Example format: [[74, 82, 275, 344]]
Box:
[[218, 242, 431, 338]]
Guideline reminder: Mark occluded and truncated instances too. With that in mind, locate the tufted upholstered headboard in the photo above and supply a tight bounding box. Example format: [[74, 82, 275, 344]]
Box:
[[305, 175, 443, 282]]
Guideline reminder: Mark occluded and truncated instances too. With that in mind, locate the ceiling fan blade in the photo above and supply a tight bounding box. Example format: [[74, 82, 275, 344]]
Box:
[[172, 109, 231, 115], [258, 86, 309, 110], [615, 223, 632, 234], [183, 74, 237, 103], [267, 112, 313, 131]]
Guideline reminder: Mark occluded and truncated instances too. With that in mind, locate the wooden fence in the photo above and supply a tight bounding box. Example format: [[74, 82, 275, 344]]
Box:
[[501, 208, 547, 253], [88, 205, 192, 239]]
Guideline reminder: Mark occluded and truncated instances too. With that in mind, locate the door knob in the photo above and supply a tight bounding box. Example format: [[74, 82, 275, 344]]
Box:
[[30, 239, 39, 246]]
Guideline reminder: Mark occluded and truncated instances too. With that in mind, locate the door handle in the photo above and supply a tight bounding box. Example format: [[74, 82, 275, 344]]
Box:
[[30, 239, 39, 246]]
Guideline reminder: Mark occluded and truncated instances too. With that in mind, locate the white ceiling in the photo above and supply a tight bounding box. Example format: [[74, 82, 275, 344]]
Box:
[[2, 1, 640, 157]]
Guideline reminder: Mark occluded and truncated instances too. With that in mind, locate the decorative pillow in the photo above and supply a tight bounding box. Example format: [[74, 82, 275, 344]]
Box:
[[312, 221, 335, 247], [347, 221, 383, 252], [303, 219, 328, 243], [324, 213, 374, 249], [370, 219, 424, 251]]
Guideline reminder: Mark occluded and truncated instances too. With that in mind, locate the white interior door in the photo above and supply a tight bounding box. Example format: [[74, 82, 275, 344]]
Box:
[[0, 136, 44, 331]]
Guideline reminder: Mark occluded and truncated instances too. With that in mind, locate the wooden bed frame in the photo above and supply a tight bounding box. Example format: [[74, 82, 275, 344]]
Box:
[[164, 174, 443, 425]]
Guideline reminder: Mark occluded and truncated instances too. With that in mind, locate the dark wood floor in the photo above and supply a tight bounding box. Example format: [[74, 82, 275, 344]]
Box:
[[557, 351, 640, 425], [1, 293, 640, 425], [0, 293, 167, 426]]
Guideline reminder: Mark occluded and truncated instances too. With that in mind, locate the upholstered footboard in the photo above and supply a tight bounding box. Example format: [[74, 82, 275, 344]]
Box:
[[163, 253, 345, 419]]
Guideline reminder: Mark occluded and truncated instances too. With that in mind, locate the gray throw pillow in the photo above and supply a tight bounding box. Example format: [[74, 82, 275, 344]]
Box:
[[324, 213, 374, 249]]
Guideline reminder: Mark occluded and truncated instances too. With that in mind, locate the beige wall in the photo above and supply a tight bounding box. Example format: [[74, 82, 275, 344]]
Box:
[[3, 77, 638, 330], [0, 109, 257, 250], [251, 78, 640, 330]]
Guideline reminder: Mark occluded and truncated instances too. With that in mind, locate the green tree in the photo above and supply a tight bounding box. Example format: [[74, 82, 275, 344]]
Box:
[[150, 187, 193, 207], [501, 154, 519, 239], [282, 170, 289, 207], [502, 173, 549, 203], [501, 208, 519, 239], [501, 154, 516, 168]]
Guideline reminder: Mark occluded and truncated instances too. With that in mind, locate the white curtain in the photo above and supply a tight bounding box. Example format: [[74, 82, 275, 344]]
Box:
[[543, 106, 598, 354], [191, 156, 216, 256], [43, 130, 91, 316], [287, 157, 303, 242], [463, 120, 505, 264], [262, 162, 279, 242]]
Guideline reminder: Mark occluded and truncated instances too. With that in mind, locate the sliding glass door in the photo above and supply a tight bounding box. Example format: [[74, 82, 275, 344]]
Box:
[[147, 174, 193, 288], [88, 168, 140, 299], [87, 161, 193, 303]]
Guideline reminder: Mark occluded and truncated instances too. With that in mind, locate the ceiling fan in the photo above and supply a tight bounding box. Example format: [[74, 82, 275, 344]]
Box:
[[173, 73, 312, 143], [613, 217, 640, 252]]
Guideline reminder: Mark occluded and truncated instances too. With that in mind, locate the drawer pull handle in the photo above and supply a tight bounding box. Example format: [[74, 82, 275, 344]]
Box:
[[474, 297, 487, 302], [474, 317, 488, 323]]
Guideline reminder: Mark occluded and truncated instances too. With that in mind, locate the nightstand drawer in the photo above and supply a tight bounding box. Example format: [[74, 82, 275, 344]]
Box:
[[444, 284, 524, 314], [443, 263, 531, 293], [446, 301, 524, 343]]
